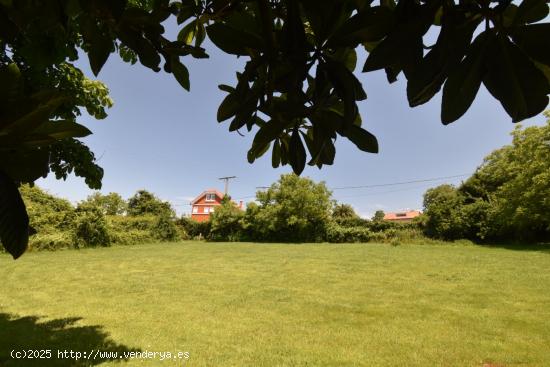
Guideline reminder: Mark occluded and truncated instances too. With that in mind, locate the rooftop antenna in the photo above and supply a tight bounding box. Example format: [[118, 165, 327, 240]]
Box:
[[218, 176, 237, 196]]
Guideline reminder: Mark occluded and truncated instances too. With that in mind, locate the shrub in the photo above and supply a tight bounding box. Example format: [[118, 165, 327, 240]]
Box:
[[247, 174, 333, 242], [152, 214, 180, 241], [127, 190, 174, 217], [390, 238, 401, 247], [109, 229, 154, 245], [82, 192, 127, 215], [209, 197, 245, 241], [20, 184, 75, 234], [29, 232, 73, 251], [176, 217, 211, 239], [72, 206, 111, 248], [107, 214, 156, 231], [325, 223, 371, 243], [333, 216, 370, 228]]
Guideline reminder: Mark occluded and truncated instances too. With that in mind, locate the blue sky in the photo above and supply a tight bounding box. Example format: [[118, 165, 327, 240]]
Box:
[[37, 24, 548, 218]]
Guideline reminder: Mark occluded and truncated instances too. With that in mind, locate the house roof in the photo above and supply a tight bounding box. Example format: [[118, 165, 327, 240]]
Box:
[[190, 189, 225, 205], [383, 210, 422, 220]]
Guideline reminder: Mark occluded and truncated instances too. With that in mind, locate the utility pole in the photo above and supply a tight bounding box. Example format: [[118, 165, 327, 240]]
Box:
[[218, 176, 236, 196]]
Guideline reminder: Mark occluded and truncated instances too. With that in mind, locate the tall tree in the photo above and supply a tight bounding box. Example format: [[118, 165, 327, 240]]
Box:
[[247, 174, 333, 242], [423, 112, 550, 241], [1, 0, 549, 257], [127, 190, 174, 217], [82, 192, 127, 216]]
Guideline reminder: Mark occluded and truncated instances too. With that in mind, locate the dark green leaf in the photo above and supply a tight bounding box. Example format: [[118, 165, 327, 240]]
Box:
[[301, 0, 350, 44], [2, 96, 65, 136], [272, 139, 281, 168], [483, 34, 550, 122], [509, 24, 550, 65], [0, 170, 29, 259], [177, 19, 197, 45], [217, 93, 239, 122], [171, 58, 190, 91], [362, 16, 430, 73], [289, 127, 306, 175], [117, 24, 161, 72], [177, 2, 196, 24], [218, 84, 235, 93], [441, 32, 490, 124], [514, 0, 549, 25], [330, 48, 357, 72], [32, 120, 92, 139], [0, 148, 49, 184], [407, 18, 478, 107], [248, 119, 287, 163], [342, 125, 378, 153], [385, 65, 401, 83], [195, 22, 206, 47], [327, 6, 394, 47], [206, 21, 263, 56], [229, 116, 247, 131], [88, 35, 113, 76], [325, 60, 366, 127], [534, 61, 550, 84], [0, 64, 22, 104]]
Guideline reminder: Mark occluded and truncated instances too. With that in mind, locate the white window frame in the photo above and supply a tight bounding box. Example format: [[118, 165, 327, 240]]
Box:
[[205, 193, 216, 202]]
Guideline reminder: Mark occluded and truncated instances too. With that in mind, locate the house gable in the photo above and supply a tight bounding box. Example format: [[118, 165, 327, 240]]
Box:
[[190, 189, 225, 222]]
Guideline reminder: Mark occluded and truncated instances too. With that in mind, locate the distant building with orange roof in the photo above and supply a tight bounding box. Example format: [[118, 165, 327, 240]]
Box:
[[383, 210, 422, 223]]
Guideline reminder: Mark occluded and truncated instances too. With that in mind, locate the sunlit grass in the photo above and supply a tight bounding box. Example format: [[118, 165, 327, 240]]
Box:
[[1, 241, 549, 366]]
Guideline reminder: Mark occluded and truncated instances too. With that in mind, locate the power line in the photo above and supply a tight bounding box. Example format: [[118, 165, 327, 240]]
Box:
[[330, 173, 470, 190], [179, 173, 471, 203], [334, 182, 443, 199]]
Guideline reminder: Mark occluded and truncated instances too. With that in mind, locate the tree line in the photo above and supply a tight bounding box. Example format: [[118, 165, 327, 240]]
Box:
[[423, 113, 550, 243], [6, 115, 549, 252]]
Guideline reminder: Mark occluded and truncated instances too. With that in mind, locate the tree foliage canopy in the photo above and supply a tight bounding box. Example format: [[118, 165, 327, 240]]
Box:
[[423, 112, 550, 241], [81, 192, 128, 216], [127, 190, 175, 217], [245, 174, 333, 242], [1, 0, 549, 257]]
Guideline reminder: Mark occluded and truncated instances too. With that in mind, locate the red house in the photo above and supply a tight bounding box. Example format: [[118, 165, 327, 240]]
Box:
[[190, 189, 243, 222], [383, 210, 422, 223]]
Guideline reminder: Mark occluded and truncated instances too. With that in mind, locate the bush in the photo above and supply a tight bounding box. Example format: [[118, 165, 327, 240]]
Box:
[[109, 229, 154, 245], [107, 214, 156, 231], [325, 223, 371, 243], [176, 217, 211, 239], [107, 214, 185, 244], [246, 174, 333, 242], [72, 207, 111, 248], [20, 184, 75, 234], [29, 232, 73, 251], [209, 197, 245, 241], [152, 214, 181, 241], [333, 216, 370, 228], [127, 190, 174, 217], [107, 215, 155, 245]]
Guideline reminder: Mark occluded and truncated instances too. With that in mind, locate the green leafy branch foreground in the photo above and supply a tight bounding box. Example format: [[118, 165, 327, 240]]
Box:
[[1, 0, 549, 257], [7, 117, 549, 252]]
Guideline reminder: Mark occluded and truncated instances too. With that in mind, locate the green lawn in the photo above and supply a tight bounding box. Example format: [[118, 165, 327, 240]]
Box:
[[1, 242, 549, 366]]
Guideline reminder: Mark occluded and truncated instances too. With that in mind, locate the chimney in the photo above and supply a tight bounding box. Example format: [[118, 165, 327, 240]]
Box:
[[239, 200, 243, 209]]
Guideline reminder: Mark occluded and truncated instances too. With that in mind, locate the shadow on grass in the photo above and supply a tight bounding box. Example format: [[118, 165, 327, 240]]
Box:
[[0, 313, 140, 366], [480, 242, 550, 254]]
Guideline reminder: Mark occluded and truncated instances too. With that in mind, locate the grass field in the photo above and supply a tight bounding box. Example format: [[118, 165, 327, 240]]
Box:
[[1, 241, 549, 366]]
